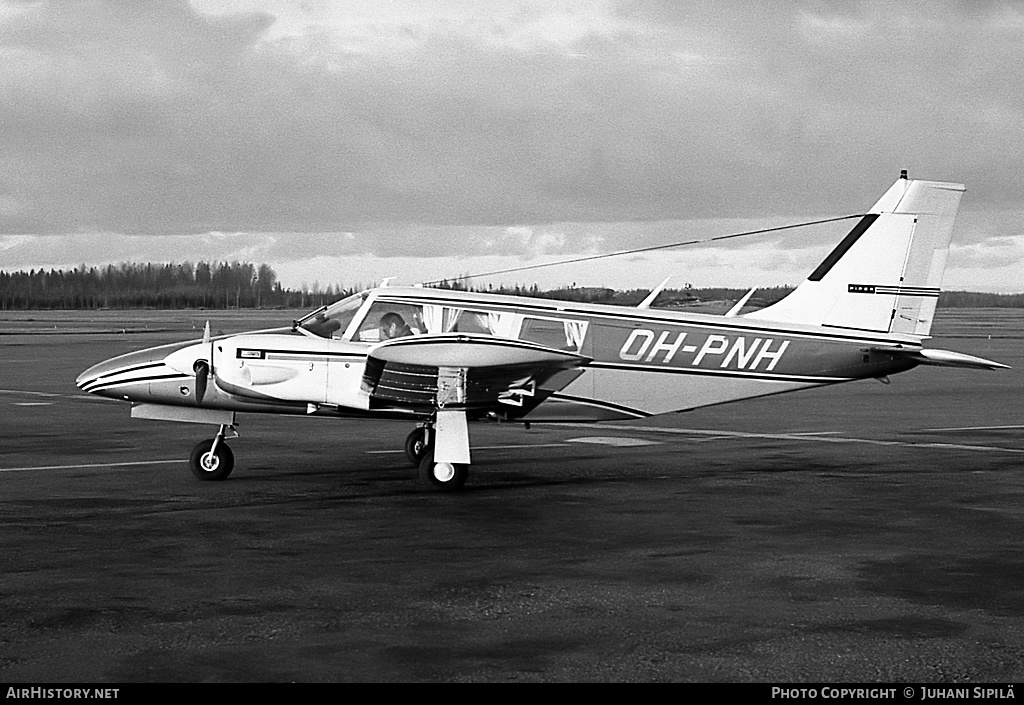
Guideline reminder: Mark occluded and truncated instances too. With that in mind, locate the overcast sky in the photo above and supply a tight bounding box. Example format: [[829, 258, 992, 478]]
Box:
[[2, 0, 1022, 293]]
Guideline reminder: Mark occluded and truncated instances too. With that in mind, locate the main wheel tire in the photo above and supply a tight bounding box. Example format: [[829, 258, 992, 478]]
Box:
[[404, 427, 430, 467], [417, 451, 468, 492], [189, 439, 235, 481]]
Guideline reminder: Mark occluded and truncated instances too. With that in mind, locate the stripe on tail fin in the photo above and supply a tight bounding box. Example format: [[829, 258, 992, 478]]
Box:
[[745, 176, 965, 337]]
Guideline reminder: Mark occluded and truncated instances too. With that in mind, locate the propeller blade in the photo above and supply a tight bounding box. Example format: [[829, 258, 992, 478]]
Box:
[[193, 359, 210, 405]]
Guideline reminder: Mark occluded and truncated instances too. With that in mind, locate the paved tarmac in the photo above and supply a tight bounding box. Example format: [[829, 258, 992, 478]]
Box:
[[1, 309, 1022, 681]]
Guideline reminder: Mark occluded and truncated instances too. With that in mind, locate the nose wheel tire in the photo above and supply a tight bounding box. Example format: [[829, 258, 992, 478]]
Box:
[[417, 451, 468, 492], [404, 427, 430, 467], [189, 439, 235, 481]]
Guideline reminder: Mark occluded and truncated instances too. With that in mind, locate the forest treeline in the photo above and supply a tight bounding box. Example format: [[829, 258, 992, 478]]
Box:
[[0, 263, 1021, 310], [0, 262, 357, 310], [433, 280, 1024, 309]]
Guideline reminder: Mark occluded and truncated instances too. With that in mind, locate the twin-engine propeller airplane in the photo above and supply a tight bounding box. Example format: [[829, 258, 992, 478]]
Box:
[[77, 174, 1008, 491]]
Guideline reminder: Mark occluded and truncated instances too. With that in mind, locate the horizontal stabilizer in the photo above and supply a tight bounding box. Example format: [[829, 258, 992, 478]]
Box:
[[870, 346, 1009, 370]]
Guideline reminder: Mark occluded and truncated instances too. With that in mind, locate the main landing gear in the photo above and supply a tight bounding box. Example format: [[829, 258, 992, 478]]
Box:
[[418, 450, 468, 492], [404, 426, 430, 466], [404, 421, 469, 492], [189, 424, 237, 481], [185, 419, 470, 492]]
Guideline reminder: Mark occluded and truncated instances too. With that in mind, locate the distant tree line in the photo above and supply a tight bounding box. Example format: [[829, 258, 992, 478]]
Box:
[[433, 279, 799, 306], [938, 290, 1024, 308], [0, 262, 356, 310], [443, 281, 1024, 309], [1, 263, 1020, 309]]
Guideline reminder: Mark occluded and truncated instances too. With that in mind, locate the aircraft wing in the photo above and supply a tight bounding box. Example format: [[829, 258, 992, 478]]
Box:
[[869, 346, 1009, 371], [363, 334, 591, 415]]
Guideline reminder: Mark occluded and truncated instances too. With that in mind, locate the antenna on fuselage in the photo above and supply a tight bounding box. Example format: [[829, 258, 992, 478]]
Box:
[[724, 287, 757, 317], [637, 276, 671, 310]]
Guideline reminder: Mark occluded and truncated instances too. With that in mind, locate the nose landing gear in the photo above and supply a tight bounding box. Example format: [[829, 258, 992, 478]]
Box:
[[189, 424, 237, 481]]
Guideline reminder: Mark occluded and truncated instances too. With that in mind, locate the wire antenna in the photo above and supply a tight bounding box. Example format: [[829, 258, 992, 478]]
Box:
[[421, 214, 866, 287]]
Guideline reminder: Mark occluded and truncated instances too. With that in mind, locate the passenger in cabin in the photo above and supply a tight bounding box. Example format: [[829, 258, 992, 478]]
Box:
[[379, 312, 414, 340]]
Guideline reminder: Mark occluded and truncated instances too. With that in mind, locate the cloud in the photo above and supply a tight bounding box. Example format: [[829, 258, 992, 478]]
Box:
[[0, 1, 1021, 293]]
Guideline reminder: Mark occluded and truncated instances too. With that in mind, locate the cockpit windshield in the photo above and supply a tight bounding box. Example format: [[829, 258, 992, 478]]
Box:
[[297, 292, 367, 339]]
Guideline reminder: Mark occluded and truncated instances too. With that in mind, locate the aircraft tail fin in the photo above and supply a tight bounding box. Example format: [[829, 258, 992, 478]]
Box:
[[745, 175, 966, 337]]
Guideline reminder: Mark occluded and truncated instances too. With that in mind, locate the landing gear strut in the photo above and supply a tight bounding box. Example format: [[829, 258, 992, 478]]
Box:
[[407, 407, 471, 492], [189, 424, 236, 481], [406, 422, 468, 491]]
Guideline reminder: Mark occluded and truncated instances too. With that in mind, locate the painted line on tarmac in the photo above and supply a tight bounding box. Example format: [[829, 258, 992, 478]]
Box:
[[367, 443, 565, 455], [0, 389, 61, 398], [919, 424, 1024, 432], [557, 424, 1024, 455], [0, 459, 182, 473], [0, 389, 121, 404], [566, 436, 660, 447]]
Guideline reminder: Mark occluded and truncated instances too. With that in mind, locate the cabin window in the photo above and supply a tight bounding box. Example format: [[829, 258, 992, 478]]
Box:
[[420, 305, 463, 334], [415, 306, 522, 338], [450, 310, 490, 333], [519, 316, 588, 352], [348, 299, 585, 351], [445, 308, 518, 338]]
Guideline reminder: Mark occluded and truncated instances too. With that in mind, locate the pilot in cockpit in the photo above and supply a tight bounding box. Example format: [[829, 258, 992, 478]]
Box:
[[379, 312, 414, 340]]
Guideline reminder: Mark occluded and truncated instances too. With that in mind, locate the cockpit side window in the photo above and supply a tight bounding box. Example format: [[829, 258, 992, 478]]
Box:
[[353, 302, 426, 342]]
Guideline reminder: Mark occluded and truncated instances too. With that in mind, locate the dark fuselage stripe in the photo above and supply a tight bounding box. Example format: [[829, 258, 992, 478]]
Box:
[[83, 372, 190, 393], [547, 393, 650, 417], [84, 362, 164, 383], [588, 361, 850, 383], [250, 349, 365, 359]]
